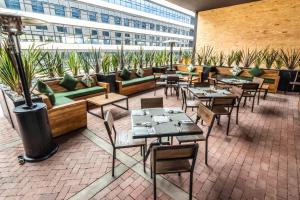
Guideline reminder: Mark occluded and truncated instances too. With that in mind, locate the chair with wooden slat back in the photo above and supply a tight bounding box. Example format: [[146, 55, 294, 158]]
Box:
[[151, 144, 199, 200], [140, 97, 163, 109], [181, 88, 200, 112], [104, 111, 146, 176], [153, 73, 166, 96], [166, 76, 180, 98], [252, 77, 269, 104], [176, 103, 215, 165], [230, 86, 243, 125], [210, 96, 236, 136], [241, 83, 259, 112]]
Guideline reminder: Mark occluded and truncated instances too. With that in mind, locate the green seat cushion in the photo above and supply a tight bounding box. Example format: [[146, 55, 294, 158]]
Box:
[[55, 86, 105, 99], [238, 76, 253, 81], [264, 79, 275, 84], [59, 74, 78, 91], [120, 68, 131, 80], [54, 96, 73, 106], [36, 80, 56, 105], [176, 71, 198, 76], [249, 67, 263, 77], [122, 75, 155, 87]]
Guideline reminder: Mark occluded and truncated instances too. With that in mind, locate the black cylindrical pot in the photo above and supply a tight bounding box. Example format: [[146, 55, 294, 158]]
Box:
[[97, 73, 116, 92], [14, 102, 58, 162]]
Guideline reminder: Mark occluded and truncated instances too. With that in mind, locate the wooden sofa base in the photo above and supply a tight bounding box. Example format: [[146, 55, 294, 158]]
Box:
[[118, 80, 156, 96]]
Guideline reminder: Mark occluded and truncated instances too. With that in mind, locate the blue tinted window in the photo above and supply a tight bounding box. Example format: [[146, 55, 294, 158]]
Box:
[[133, 20, 140, 28], [115, 32, 121, 37], [75, 28, 82, 35], [71, 7, 80, 19], [5, 0, 20, 10], [57, 26, 67, 33], [89, 12, 97, 21], [103, 31, 109, 37], [54, 4, 65, 16], [36, 26, 47, 30], [149, 23, 154, 30], [114, 16, 121, 25], [101, 14, 109, 23], [124, 18, 129, 26], [91, 30, 97, 35], [142, 22, 146, 29], [32, 0, 44, 13], [125, 33, 130, 37]]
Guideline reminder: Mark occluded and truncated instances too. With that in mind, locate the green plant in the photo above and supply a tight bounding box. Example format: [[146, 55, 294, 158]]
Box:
[[144, 52, 152, 68], [90, 48, 101, 73], [241, 49, 257, 68], [218, 52, 225, 67], [254, 49, 267, 68], [199, 46, 214, 66], [178, 47, 183, 63], [80, 53, 93, 74], [148, 51, 155, 67], [125, 52, 134, 68], [55, 51, 65, 77], [226, 51, 236, 67], [197, 53, 203, 66], [264, 49, 278, 69], [275, 57, 283, 70], [234, 50, 242, 67], [116, 44, 124, 70], [154, 51, 162, 67], [111, 53, 119, 72], [182, 51, 191, 65], [67, 51, 81, 76], [138, 47, 144, 68], [210, 55, 218, 66], [161, 49, 169, 66], [101, 53, 111, 75], [279, 49, 300, 70], [0, 45, 20, 94], [39, 52, 56, 78], [131, 53, 139, 70]]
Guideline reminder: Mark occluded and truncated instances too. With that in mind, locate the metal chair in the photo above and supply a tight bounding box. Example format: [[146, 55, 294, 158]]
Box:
[[210, 96, 236, 135], [252, 77, 269, 104], [176, 103, 216, 165], [166, 76, 180, 98], [104, 111, 146, 176], [241, 83, 259, 112], [153, 73, 166, 96], [181, 88, 200, 112], [151, 144, 199, 200], [141, 97, 163, 109]]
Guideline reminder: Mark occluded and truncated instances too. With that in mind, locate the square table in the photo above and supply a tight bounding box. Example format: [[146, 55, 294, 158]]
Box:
[[217, 77, 251, 86], [87, 93, 128, 119], [188, 86, 236, 99]]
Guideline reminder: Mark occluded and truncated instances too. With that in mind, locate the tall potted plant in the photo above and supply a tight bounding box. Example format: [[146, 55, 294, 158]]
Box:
[[98, 53, 117, 92]]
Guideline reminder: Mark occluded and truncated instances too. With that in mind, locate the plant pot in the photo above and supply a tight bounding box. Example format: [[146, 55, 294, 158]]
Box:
[[278, 70, 300, 92], [97, 73, 116, 93]]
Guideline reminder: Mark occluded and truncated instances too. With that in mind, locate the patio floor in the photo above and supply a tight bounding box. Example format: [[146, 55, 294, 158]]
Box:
[[0, 89, 299, 200]]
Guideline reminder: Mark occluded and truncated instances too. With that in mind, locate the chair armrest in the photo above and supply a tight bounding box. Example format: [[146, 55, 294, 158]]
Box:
[[32, 90, 53, 109], [116, 80, 123, 89], [48, 99, 86, 112], [97, 82, 110, 93]]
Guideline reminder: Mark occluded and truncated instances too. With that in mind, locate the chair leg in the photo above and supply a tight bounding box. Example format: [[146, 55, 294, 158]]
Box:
[[251, 97, 255, 112], [263, 90, 268, 99], [140, 146, 142, 156], [226, 115, 231, 136], [185, 106, 187, 113], [205, 140, 208, 165], [112, 148, 116, 177], [153, 174, 157, 200], [150, 165, 153, 178], [257, 91, 260, 105], [143, 145, 146, 173], [236, 106, 240, 125], [189, 172, 193, 200], [243, 97, 247, 107]]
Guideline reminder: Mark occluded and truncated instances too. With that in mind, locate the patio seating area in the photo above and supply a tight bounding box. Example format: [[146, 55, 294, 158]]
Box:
[[0, 88, 299, 199]]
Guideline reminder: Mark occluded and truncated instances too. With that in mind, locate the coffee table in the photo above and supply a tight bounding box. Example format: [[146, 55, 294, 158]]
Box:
[[87, 93, 129, 119]]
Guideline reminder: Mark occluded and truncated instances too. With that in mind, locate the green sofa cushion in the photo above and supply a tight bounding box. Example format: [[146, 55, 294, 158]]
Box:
[[59, 74, 78, 91], [249, 67, 264, 77], [263, 79, 275, 84], [55, 86, 105, 99], [122, 75, 155, 87], [37, 80, 56, 105], [55, 96, 73, 106], [176, 71, 198, 76], [120, 68, 131, 80]]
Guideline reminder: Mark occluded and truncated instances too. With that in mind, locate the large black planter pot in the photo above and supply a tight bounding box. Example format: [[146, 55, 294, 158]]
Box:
[[97, 73, 116, 93], [278, 70, 300, 93], [14, 103, 58, 162]]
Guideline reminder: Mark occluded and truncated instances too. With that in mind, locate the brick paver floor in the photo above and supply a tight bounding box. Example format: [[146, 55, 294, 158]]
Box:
[[0, 88, 299, 200]]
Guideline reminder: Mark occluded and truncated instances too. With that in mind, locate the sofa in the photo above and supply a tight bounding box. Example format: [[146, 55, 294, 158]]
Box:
[[211, 66, 280, 93], [175, 65, 204, 82], [116, 68, 156, 95], [35, 75, 109, 137]]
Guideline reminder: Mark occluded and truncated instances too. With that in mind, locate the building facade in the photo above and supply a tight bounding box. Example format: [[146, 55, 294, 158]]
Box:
[[0, 0, 195, 51]]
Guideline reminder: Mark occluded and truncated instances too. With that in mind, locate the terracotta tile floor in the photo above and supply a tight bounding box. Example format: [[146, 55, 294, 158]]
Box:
[[0, 88, 299, 200]]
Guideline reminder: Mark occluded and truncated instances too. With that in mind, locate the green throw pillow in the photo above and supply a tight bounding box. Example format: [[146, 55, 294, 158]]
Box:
[[136, 68, 144, 78], [120, 68, 131, 80], [60, 74, 78, 91], [37, 80, 56, 105], [81, 75, 95, 88], [250, 67, 263, 77]]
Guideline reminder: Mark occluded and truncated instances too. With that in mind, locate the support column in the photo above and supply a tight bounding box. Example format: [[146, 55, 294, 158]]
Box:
[[192, 12, 199, 65]]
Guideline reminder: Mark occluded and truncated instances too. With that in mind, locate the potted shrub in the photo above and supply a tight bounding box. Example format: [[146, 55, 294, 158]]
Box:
[[97, 53, 117, 92]]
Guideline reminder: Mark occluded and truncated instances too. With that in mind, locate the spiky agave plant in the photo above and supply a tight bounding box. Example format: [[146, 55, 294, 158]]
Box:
[[90, 48, 101, 73], [279, 49, 300, 70], [0, 45, 20, 94], [144, 51, 152, 68], [131, 53, 139, 70], [201, 46, 214, 66], [275, 57, 284, 70], [197, 53, 203, 66], [218, 52, 225, 67], [101, 53, 111, 75], [55, 51, 65, 77], [241, 49, 257, 68], [67, 51, 81, 76], [154, 51, 162, 67], [80, 53, 93, 75], [182, 51, 192, 65], [111, 53, 119, 72], [234, 50, 243, 67], [210, 55, 218, 66], [39, 51, 56, 78], [226, 51, 236, 67], [148, 51, 155, 67], [254, 50, 266, 68], [264, 49, 278, 69]]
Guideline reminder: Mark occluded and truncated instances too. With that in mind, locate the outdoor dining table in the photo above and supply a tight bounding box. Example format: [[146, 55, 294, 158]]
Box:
[[217, 77, 251, 86], [131, 107, 203, 160], [188, 86, 237, 99]]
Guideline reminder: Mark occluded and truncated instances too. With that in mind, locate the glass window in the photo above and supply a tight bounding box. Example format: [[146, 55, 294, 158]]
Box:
[[56, 26, 67, 33], [125, 39, 130, 45], [75, 28, 82, 35], [115, 40, 121, 45], [115, 32, 122, 37], [91, 30, 98, 35], [114, 16, 121, 25], [4, 0, 20, 10], [71, 7, 81, 19], [54, 4, 65, 16], [101, 14, 109, 23], [89, 12, 97, 21], [125, 33, 130, 37], [103, 31, 110, 37], [156, 25, 160, 31], [149, 23, 154, 30], [32, 0, 44, 13], [133, 20, 140, 28], [36, 26, 47, 30], [124, 18, 129, 26], [142, 22, 146, 29]]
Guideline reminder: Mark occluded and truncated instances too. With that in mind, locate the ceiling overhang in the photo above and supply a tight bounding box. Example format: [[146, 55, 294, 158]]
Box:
[[165, 0, 260, 12]]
